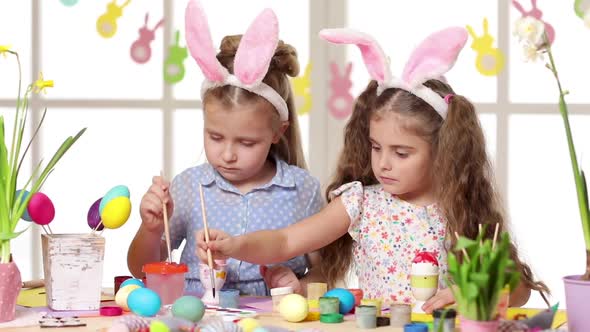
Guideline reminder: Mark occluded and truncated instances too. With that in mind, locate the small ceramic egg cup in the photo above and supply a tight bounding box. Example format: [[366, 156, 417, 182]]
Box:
[[199, 261, 227, 305]]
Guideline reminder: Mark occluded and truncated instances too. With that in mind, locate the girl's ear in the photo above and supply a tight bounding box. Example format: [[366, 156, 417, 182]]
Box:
[[272, 121, 290, 144]]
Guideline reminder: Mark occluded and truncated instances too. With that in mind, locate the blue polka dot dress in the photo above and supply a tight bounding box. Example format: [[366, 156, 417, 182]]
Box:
[[167, 155, 324, 296]]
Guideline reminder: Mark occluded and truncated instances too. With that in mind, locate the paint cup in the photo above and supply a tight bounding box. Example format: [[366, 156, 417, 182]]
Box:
[[390, 304, 412, 327], [219, 289, 240, 308], [360, 299, 381, 315], [307, 283, 327, 301], [199, 260, 227, 305], [433, 308, 456, 332], [142, 262, 188, 305], [319, 297, 340, 315], [114, 276, 132, 294], [348, 288, 363, 313], [271, 286, 293, 312], [355, 305, 377, 329]]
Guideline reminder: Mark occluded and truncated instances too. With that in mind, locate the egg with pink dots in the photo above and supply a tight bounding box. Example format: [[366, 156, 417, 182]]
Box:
[[87, 185, 132, 232]]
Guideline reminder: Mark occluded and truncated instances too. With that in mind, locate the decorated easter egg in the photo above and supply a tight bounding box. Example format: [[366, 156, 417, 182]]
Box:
[[27, 192, 55, 225], [101, 196, 131, 229], [99, 185, 130, 214], [87, 197, 103, 230], [411, 251, 439, 275], [15, 189, 33, 222], [237, 318, 261, 332], [172, 296, 205, 322], [128, 287, 161, 317], [324, 288, 355, 314], [120, 278, 145, 289], [279, 294, 308, 322], [115, 284, 141, 311]]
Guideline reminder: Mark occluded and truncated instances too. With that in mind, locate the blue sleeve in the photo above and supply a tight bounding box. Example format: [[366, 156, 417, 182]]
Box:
[[167, 171, 188, 249], [304, 177, 325, 218]]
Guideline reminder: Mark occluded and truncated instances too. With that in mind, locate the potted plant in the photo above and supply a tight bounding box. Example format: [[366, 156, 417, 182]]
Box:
[[512, 14, 590, 332], [0, 48, 85, 322], [447, 228, 520, 332]]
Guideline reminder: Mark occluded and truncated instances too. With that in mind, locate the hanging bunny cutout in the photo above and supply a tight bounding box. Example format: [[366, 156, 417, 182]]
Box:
[[319, 27, 468, 119], [184, 0, 289, 121]]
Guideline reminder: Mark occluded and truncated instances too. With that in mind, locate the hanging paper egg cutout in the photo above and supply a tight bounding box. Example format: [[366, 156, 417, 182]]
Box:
[[60, 0, 79, 7], [164, 30, 188, 84], [96, 0, 131, 39], [328, 62, 354, 120], [130, 13, 164, 64], [292, 63, 312, 116], [465, 18, 505, 77]]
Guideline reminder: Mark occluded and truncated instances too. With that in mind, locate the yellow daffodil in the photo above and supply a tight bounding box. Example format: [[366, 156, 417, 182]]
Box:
[[0, 45, 12, 58], [33, 72, 54, 94]]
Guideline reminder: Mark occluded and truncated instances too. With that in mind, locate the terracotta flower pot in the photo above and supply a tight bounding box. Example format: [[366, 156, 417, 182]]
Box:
[[0, 260, 22, 322]]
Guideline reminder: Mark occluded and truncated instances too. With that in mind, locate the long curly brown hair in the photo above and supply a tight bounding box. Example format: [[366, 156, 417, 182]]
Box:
[[320, 79, 549, 297], [203, 35, 307, 169]]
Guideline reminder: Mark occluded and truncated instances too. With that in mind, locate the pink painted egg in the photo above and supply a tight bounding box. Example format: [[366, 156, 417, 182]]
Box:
[[27, 192, 55, 225]]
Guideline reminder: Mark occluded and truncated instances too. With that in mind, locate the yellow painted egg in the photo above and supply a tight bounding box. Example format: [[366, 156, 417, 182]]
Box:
[[279, 294, 308, 323], [115, 284, 141, 311], [101, 196, 131, 229], [237, 318, 260, 332]]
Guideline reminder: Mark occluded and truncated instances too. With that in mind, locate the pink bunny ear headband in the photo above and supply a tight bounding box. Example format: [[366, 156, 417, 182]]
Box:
[[185, 0, 288, 121], [319, 27, 468, 119]]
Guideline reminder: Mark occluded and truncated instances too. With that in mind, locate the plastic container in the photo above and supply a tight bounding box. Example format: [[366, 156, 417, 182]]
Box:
[[433, 308, 456, 332], [307, 283, 327, 301], [355, 305, 377, 329], [390, 304, 411, 327], [142, 262, 188, 305], [319, 297, 339, 315], [270, 286, 294, 312], [360, 299, 381, 315], [219, 289, 240, 308]]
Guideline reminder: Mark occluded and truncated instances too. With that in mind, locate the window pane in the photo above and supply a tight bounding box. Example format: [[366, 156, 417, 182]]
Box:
[[172, 109, 205, 176], [41, 1, 164, 99], [509, 115, 590, 308], [347, 0, 498, 102], [0, 1, 31, 98], [39, 109, 163, 286], [479, 113, 497, 164], [509, 1, 590, 103], [173, 0, 310, 100]]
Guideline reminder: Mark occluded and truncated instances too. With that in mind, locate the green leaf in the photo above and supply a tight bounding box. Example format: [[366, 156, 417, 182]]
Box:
[[464, 282, 479, 300], [448, 252, 458, 274], [0, 226, 30, 240], [455, 236, 478, 251], [470, 272, 490, 288]]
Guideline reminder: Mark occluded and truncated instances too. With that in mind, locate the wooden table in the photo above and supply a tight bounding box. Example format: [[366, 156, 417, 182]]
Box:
[[5, 312, 424, 332]]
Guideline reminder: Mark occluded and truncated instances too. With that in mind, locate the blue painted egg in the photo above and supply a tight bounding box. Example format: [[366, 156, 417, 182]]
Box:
[[128, 287, 161, 317], [120, 278, 145, 289], [15, 189, 33, 222], [324, 288, 355, 314], [99, 185, 130, 214]]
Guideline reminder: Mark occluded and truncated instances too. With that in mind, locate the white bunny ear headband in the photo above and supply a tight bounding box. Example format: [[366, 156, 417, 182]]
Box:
[[319, 27, 468, 119], [185, 0, 288, 121]]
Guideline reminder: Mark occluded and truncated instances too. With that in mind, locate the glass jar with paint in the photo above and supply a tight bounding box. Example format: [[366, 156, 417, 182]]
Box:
[[432, 308, 457, 332], [142, 262, 188, 305], [270, 286, 293, 312], [355, 305, 377, 329], [390, 303, 411, 327], [319, 296, 340, 315]]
